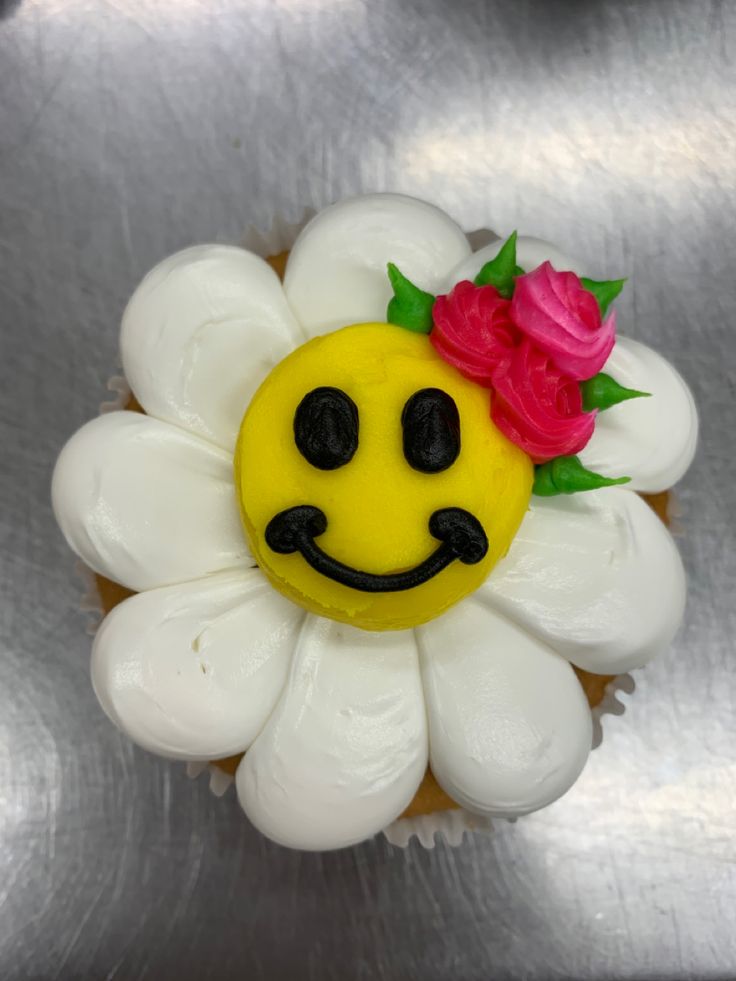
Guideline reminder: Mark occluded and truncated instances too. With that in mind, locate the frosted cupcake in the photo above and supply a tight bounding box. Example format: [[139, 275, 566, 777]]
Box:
[[52, 194, 697, 850]]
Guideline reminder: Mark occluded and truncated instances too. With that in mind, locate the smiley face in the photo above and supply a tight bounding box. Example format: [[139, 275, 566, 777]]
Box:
[[235, 323, 533, 631]]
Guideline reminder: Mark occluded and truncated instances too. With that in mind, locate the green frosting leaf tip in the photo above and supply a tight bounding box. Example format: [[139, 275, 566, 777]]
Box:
[[533, 455, 631, 496], [581, 372, 651, 412], [579, 276, 627, 317], [473, 231, 523, 298], [386, 262, 435, 334]]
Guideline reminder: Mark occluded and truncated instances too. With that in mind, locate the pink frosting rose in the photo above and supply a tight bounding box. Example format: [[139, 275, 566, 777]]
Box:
[[509, 261, 616, 380], [491, 339, 597, 463], [431, 281, 521, 384]]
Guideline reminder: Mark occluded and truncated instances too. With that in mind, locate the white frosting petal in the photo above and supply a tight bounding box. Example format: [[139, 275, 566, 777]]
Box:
[[479, 488, 686, 674], [236, 616, 427, 850], [92, 569, 303, 760], [447, 235, 583, 285], [579, 337, 698, 491], [283, 193, 471, 336], [121, 246, 303, 451], [51, 411, 248, 591], [417, 597, 592, 817]]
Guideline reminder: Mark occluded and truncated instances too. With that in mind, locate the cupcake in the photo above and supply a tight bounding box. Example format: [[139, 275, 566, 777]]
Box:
[[52, 194, 697, 850]]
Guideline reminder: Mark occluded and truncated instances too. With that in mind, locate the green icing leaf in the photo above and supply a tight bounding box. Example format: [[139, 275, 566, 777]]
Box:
[[533, 455, 631, 496], [581, 373, 651, 412], [531, 464, 560, 497], [386, 263, 435, 333], [579, 276, 626, 317], [474, 232, 520, 298]]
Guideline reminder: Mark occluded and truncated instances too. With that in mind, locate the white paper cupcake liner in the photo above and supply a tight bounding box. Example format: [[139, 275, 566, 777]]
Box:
[[77, 561, 105, 637], [79, 209, 639, 852], [382, 807, 492, 849], [99, 374, 131, 414], [185, 761, 234, 798]]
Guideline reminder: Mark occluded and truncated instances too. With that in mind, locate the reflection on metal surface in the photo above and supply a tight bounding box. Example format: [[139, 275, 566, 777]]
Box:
[[400, 115, 729, 187], [0, 0, 734, 978]]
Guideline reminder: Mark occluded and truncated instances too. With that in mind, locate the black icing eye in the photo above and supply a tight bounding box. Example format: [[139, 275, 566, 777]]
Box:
[[294, 387, 359, 470], [402, 388, 461, 473]]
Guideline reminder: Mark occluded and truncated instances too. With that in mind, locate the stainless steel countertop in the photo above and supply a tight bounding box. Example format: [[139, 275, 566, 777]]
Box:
[[1, 1, 734, 978]]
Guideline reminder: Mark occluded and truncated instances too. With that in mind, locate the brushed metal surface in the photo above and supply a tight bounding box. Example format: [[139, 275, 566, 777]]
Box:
[[1, 0, 734, 978]]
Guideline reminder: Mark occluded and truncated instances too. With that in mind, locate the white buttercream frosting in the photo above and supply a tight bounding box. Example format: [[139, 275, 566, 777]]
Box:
[[417, 597, 592, 816], [121, 245, 303, 453], [52, 411, 249, 591], [480, 488, 686, 674], [580, 336, 698, 492], [236, 617, 428, 850], [92, 568, 303, 760], [50, 193, 697, 850], [283, 193, 471, 336]]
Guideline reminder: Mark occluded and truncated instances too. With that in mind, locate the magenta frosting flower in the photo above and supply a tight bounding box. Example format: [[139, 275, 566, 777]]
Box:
[[491, 339, 597, 463], [510, 261, 616, 380], [431, 281, 520, 384]]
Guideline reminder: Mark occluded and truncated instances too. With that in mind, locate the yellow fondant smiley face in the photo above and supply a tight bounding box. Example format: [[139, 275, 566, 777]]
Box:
[[235, 323, 533, 631]]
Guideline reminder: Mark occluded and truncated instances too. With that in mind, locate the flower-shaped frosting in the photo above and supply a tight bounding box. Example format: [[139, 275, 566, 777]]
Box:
[[52, 194, 698, 851], [491, 338, 597, 462], [510, 260, 616, 379], [431, 280, 518, 383]]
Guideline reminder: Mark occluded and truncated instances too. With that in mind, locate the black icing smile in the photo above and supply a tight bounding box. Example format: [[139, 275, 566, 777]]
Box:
[[265, 506, 488, 593]]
